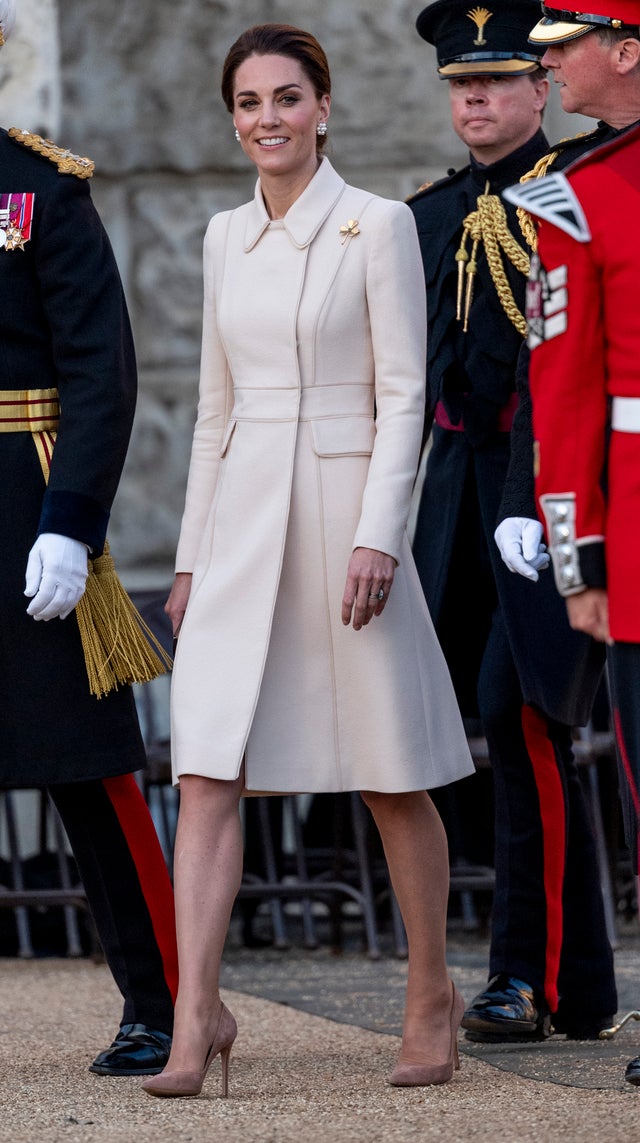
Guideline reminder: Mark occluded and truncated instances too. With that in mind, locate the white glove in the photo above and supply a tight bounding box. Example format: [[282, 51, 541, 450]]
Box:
[[25, 533, 90, 620], [494, 517, 550, 582]]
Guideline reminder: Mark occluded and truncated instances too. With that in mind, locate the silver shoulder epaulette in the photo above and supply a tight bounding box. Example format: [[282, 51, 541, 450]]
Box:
[[503, 173, 591, 243]]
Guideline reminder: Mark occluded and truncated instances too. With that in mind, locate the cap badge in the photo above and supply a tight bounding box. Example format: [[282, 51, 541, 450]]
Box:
[[467, 7, 494, 45]]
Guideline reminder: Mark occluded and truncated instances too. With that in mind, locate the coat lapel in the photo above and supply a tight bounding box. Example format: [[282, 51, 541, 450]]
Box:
[[244, 158, 347, 252]]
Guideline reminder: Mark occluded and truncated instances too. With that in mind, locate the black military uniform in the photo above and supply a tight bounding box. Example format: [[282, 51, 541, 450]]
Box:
[[0, 122, 177, 1074], [409, 0, 617, 1041]]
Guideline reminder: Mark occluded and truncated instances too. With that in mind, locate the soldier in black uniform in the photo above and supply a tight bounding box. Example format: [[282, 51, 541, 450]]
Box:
[[409, 0, 617, 1042], [0, 3, 177, 1075]]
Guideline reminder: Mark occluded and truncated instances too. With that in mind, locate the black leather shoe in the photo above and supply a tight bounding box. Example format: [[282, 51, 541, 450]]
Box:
[[625, 1055, 640, 1086], [89, 1024, 172, 1076], [552, 1012, 615, 1041], [462, 975, 551, 1042]]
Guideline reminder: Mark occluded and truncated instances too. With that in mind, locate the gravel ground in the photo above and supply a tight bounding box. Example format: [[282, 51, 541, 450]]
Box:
[[1, 958, 639, 1143]]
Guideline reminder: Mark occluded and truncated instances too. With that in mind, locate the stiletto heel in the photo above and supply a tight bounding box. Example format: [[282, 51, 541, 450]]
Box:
[[390, 982, 465, 1087], [142, 1003, 237, 1099], [220, 1042, 232, 1099]]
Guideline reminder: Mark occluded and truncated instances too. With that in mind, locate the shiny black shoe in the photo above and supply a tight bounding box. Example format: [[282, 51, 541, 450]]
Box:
[[462, 974, 552, 1042], [625, 1055, 640, 1086], [89, 1023, 172, 1076]]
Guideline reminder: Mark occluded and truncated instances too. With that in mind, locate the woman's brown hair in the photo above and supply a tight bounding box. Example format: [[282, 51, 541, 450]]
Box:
[[221, 24, 331, 150]]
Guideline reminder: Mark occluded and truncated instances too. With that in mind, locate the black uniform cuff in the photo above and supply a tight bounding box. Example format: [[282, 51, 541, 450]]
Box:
[[38, 490, 109, 555], [578, 541, 607, 591]]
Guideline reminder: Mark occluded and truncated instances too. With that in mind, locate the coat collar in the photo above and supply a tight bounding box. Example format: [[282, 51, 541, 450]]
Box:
[[244, 158, 346, 252]]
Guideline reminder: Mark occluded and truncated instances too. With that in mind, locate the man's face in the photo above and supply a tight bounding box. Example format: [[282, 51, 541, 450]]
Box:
[[448, 73, 549, 164], [541, 30, 622, 119]]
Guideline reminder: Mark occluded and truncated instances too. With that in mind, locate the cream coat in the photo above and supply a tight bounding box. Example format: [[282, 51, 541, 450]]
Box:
[[171, 159, 474, 792]]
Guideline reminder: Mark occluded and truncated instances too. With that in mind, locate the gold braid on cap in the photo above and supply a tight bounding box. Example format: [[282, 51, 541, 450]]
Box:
[[456, 180, 534, 338], [0, 28, 5, 47]]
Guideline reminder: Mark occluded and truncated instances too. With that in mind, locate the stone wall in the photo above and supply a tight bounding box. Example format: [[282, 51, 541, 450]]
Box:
[[7, 1, 596, 585], [58, 0, 466, 586]]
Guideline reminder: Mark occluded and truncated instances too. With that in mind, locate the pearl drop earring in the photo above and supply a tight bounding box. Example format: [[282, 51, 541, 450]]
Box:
[[234, 128, 241, 142], [317, 122, 328, 137]]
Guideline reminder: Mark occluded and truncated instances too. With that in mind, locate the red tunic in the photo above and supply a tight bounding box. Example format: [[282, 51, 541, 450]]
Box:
[[511, 124, 640, 642]]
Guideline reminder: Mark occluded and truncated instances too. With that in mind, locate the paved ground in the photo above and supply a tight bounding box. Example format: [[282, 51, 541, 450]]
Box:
[[1, 921, 639, 1143]]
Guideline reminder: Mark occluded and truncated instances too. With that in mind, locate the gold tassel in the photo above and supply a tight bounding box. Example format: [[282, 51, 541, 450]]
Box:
[[455, 236, 469, 322], [74, 541, 172, 699], [30, 419, 172, 699], [463, 237, 480, 333]]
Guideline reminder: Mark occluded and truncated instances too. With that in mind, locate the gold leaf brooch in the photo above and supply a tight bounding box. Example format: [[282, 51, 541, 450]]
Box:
[[339, 219, 360, 244]]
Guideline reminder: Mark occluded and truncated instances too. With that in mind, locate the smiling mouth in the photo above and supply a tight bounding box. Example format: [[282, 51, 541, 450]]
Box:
[[258, 137, 288, 147]]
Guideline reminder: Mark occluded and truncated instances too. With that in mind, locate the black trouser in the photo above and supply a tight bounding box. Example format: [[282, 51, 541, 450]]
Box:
[[478, 612, 617, 1019], [415, 430, 616, 1018], [49, 773, 177, 1034], [607, 641, 640, 873]]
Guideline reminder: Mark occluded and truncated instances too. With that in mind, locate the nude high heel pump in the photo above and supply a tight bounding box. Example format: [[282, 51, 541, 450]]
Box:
[[389, 983, 465, 1087], [142, 1003, 237, 1099]]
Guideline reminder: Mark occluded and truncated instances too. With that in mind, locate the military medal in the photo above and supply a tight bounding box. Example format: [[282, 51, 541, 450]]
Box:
[[0, 193, 35, 251], [4, 223, 26, 250]]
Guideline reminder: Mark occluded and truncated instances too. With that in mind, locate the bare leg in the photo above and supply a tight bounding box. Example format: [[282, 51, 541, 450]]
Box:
[[164, 771, 244, 1071], [361, 789, 457, 1066]]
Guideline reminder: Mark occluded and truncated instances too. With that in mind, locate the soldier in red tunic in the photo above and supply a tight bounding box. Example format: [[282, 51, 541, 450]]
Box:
[[501, 0, 640, 1087], [506, 115, 640, 1089]]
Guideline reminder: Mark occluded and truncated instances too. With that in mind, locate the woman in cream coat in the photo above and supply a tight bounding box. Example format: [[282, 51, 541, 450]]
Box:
[[144, 24, 474, 1101]]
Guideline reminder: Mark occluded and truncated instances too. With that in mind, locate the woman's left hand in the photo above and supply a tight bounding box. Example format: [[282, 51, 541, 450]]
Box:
[[342, 546, 395, 631]]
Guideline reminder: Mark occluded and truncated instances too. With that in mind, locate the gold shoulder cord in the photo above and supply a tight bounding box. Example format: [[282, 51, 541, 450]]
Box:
[[515, 149, 561, 252], [456, 179, 535, 337], [515, 134, 591, 251], [454, 133, 591, 336], [454, 137, 584, 336], [8, 128, 95, 179]]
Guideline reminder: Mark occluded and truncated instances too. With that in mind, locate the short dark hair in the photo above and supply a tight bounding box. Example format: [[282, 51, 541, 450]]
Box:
[[221, 24, 331, 150], [595, 25, 640, 46]]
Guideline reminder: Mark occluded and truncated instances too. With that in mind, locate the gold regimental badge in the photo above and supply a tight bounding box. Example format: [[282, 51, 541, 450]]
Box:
[[467, 7, 493, 46], [8, 128, 95, 179]]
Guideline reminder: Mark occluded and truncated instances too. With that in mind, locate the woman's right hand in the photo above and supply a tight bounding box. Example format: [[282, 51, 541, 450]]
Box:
[[165, 572, 193, 643]]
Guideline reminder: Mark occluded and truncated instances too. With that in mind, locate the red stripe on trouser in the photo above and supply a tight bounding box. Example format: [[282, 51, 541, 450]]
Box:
[[103, 774, 179, 1003], [521, 705, 565, 1012], [613, 706, 640, 876]]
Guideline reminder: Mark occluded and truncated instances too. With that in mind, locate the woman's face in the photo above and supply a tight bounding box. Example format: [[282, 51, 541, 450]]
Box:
[[232, 53, 330, 181]]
